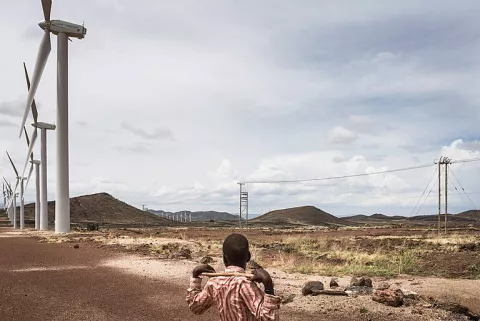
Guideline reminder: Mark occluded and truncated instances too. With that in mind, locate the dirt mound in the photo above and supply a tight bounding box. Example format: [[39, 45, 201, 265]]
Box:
[[20, 192, 174, 226], [250, 206, 347, 226]]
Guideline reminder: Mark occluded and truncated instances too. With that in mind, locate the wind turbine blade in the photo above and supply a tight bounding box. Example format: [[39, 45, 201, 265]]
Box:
[[24, 127, 30, 146], [3, 177, 11, 192], [6, 151, 19, 178], [23, 62, 38, 123], [25, 163, 34, 190], [19, 31, 51, 137], [13, 179, 19, 196], [20, 129, 38, 180], [41, 0, 52, 22]]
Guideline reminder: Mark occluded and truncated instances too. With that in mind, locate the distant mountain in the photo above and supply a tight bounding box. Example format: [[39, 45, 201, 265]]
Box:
[[149, 210, 242, 222], [456, 210, 480, 221], [19, 193, 175, 226], [407, 214, 477, 222], [343, 211, 480, 225], [370, 213, 405, 220], [250, 206, 347, 226]]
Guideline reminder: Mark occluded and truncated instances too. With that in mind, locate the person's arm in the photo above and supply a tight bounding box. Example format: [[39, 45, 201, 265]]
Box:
[[185, 264, 216, 315], [240, 269, 281, 321]]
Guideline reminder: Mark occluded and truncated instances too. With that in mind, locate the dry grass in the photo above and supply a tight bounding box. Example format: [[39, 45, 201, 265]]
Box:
[[28, 227, 480, 279], [251, 233, 479, 278]]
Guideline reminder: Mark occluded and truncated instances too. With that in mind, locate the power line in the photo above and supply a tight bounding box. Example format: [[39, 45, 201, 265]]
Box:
[[453, 157, 480, 164], [415, 166, 443, 216], [245, 163, 435, 184], [411, 166, 438, 216], [449, 167, 477, 209], [244, 156, 480, 185], [449, 180, 470, 210]]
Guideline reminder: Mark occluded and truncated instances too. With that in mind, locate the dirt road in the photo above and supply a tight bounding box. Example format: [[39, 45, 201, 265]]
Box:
[[0, 228, 319, 321], [1, 226, 477, 321]]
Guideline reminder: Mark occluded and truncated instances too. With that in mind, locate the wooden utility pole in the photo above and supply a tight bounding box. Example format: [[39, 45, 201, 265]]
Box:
[[437, 157, 442, 234], [436, 157, 452, 234], [444, 157, 451, 234]]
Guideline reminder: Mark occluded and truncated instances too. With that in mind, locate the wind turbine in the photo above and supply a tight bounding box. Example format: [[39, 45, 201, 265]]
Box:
[[20, 62, 54, 231], [3, 178, 13, 222], [2, 182, 6, 211], [6, 152, 25, 229], [18, 0, 87, 233], [23, 128, 42, 230]]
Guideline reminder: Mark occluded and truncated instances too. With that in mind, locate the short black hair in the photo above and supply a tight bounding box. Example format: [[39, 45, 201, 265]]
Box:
[[222, 233, 250, 267]]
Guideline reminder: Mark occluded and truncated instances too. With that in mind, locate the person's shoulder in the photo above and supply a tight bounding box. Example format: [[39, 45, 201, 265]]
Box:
[[236, 276, 259, 288]]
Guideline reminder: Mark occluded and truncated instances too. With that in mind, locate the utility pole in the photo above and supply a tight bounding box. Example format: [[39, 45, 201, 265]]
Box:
[[435, 156, 452, 234], [238, 183, 242, 227], [238, 182, 248, 229], [444, 157, 451, 234], [437, 157, 442, 235]]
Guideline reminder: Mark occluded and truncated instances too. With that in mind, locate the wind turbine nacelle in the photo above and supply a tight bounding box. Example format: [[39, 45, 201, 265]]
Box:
[[38, 20, 87, 39]]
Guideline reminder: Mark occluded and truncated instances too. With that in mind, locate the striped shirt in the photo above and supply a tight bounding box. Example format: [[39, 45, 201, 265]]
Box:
[[186, 266, 281, 321]]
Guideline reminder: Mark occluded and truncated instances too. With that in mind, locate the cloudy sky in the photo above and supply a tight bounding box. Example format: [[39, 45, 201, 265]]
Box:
[[1, 0, 479, 217]]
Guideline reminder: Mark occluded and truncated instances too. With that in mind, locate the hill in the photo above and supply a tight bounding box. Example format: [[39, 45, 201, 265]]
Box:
[[250, 206, 347, 226], [343, 213, 407, 222], [21, 192, 175, 226], [456, 210, 480, 221], [150, 210, 241, 222]]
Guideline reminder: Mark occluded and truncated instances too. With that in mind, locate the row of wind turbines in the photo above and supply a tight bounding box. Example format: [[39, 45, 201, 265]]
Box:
[[2, 0, 86, 233]]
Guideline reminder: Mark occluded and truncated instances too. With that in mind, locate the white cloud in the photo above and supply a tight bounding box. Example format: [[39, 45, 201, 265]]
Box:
[[327, 126, 358, 145], [210, 159, 238, 180], [1, 0, 480, 216]]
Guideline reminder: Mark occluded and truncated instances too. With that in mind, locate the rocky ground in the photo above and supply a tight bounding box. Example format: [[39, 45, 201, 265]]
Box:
[[8, 226, 479, 320]]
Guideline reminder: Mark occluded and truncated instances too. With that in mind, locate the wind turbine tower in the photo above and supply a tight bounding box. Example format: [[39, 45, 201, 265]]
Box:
[[19, 0, 87, 233]]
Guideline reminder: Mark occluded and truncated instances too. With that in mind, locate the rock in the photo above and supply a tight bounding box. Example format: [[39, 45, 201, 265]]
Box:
[[400, 289, 419, 300], [433, 301, 479, 319], [281, 294, 296, 304], [200, 256, 215, 264], [73, 244, 79, 249], [248, 260, 263, 269], [345, 286, 373, 296], [179, 248, 192, 259], [403, 298, 417, 307], [350, 276, 373, 288], [330, 277, 339, 288], [372, 289, 404, 307], [377, 282, 391, 290], [459, 243, 478, 252], [302, 281, 324, 296]]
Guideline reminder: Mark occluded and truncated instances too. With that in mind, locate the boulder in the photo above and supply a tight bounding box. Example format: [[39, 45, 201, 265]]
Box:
[[376, 282, 391, 291], [302, 281, 324, 296], [400, 289, 419, 300], [350, 276, 373, 288], [330, 277, 339, 288], [372, 289, 404, 307]]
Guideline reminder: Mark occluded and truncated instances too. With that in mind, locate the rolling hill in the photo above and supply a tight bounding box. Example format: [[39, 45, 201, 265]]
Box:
[[20, 192, 175, 226], [250, 206, 347, 226]]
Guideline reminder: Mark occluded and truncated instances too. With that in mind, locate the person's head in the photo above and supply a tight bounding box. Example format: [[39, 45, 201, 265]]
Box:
[[222, 233, 251, 269]]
